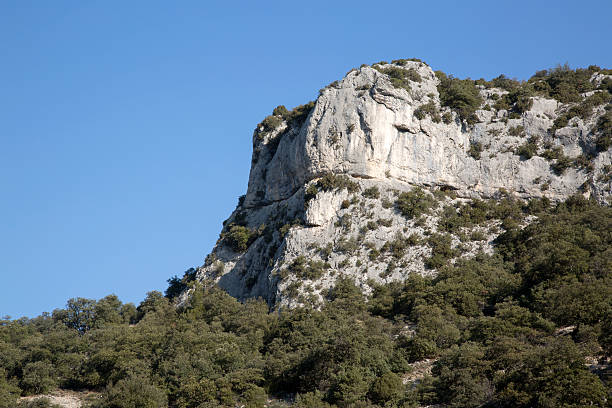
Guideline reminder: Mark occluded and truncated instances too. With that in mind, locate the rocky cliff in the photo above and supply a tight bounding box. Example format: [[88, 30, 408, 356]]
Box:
[[191, 60, 612, 307]]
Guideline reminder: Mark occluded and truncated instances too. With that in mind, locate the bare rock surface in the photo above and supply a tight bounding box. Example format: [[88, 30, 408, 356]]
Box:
[[19, 390, 98, 408]]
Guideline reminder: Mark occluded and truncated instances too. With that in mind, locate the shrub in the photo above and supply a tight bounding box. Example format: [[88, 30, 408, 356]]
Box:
[[438, 205, 470, 233], [382, 233, 410, 259], [15, 399, 62, 408], [93, 376, 168, 408], [395, 187, 436, 219], [272, 105, 289, 117], [508, 125, 525, 137], [551, 154, 573, 175], [165, 268, 197, 300], [294, 391, 333, 407], [289, 255, 330, 280], [595, 108, 611, 152], [529, 64, 598, 103], [540, 146, 563, 161], [414, 102, 441, 122], [285, 101, 316, 126], [2, 195, 611, 408], [368, 248, 380, 261], [435, 71, 483, 125], [508, 87, 534, 115], [362, 186, 380, 199], [425, 233, 456, 269], [485, 74, 522, 91], [315, 174, 359, 193], [516, 139, 538, 160], [470, 230, 487, 241], [335, 236, 360, 254], [257, 115, 282, 137], [433, 343, 492, 408], [256, 102, 315, 139], [391, 58, 424, 65], [335, 214, 352, 231], [468, 142, 483, 159], [224, 225, 257, 252], [552, 92, 611, 134], [369, 372, 403, 404], [375, 65, 422, 89], [304, 184, 318, 202], [377, 218, 393, 227], [20, 361, 56, 395], [572, 154, 594, 172]]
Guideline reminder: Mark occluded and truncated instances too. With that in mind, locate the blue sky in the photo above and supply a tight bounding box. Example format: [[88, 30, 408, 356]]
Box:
[[1, 1, 611, 318]]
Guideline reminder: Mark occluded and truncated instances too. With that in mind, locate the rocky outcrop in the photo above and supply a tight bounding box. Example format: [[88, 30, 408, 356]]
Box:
[[191, 61, 612, 307]]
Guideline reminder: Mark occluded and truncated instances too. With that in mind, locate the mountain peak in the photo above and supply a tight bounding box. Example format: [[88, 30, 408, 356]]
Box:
[[185, 61, 612, 307]]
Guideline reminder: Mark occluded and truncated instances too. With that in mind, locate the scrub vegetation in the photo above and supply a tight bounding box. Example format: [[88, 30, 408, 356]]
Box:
[[1, 195, 610, 408]]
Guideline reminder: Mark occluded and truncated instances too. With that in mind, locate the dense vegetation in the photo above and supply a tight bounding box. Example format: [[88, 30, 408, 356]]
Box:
[[1, 195, 610, 407], [435, 71, 483, 125]]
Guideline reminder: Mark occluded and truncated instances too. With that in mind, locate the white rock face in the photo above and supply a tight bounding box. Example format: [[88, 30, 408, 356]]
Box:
[[193, 62, 612, 307]]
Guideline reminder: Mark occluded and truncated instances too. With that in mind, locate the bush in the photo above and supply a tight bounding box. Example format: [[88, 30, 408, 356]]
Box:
[[468, 141, 483, 159], [508, 125, 525, 137], [436, 71, 483, 125], [529, 64, 598, 103], [288, 256, 329, 280], [486, 74, 521, 91], [255, 102, 315, 139], [391, 58, 424, 65], [516, 139, 538, 160], [438, 205, 470, 233], [315, 174, 359, 193], [552, 92, 611, 134], [507, 87, 534, 116], [414, 102, 441, 122], [165, 268, 197, 300], [595, 107, 611, 152], [20, 361, 56, 395], [433, 343, 492, 408], [93, 376, 168, 408], [257, 115, 282, 137], [540, 146, 563, 161], [362, 186, 380, 199], [425, 233, 456, 269], [2, 195, 611, 408], [0, 374, 20, 408], [395, 187, 436, 219], [377, 218, 393, 227], [304, 184, 319, 202], [369, 372, 403, 404], [224, 225, 257, 252], [375, 65, 422, 90], [550, 153, 573, 175], [285, 101, 315, 126], [381, 233, 410, 259], [442, 112, 453, 124]]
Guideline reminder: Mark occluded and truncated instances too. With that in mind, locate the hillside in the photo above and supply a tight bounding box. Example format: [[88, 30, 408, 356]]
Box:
[[182, 60, 612, 308], [1, 61, 610, 408]]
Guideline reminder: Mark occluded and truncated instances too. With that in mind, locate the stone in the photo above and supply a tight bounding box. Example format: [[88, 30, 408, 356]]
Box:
[[185, 61, 612, 308]]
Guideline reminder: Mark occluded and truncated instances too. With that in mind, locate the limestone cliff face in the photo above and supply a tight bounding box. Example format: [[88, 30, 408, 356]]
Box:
[[193, 61, 612, 307]]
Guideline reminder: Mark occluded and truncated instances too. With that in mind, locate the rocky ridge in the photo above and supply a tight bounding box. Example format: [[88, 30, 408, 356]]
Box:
[[190, 60, 612, 307]]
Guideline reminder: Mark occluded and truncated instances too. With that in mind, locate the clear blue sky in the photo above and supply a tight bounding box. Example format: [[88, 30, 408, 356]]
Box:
[[1, 1, 611, 318]]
